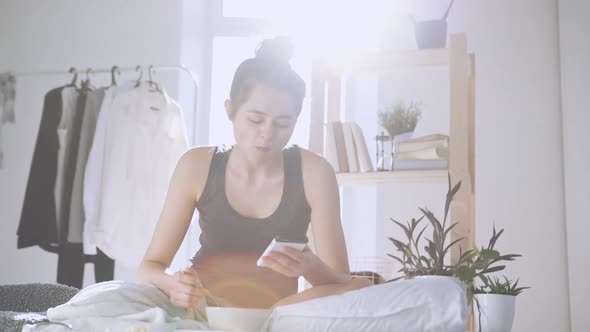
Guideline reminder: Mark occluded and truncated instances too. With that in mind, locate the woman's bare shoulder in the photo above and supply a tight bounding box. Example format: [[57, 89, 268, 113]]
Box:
[[298, 147, 335, 175], [175, 146, 217, 200], [298, 147, 338, 198], [180, 146, 217, 166]]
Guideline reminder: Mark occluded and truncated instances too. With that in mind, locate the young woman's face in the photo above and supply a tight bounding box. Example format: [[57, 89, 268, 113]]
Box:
[[227, 84, 298, 155]]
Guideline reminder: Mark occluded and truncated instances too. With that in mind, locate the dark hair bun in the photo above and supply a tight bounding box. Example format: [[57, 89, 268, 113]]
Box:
[[255, 36, 293, 65]]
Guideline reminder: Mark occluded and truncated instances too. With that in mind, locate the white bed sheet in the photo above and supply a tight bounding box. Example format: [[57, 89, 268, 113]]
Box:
[[23, 281, 208, 332], [23, 276, 467, 332]]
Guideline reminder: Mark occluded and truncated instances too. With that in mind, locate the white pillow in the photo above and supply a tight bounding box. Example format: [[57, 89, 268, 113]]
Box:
[[263, 276, 467, 332]]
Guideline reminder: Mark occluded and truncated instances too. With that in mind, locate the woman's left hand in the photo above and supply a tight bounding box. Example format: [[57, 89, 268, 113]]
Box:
[[258, 246, 318, 278]]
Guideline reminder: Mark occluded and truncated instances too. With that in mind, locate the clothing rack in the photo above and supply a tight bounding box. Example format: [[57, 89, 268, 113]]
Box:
[[12, 65, 200, 287], [12, 64, 198, 85], [12, 65, 199, 144]]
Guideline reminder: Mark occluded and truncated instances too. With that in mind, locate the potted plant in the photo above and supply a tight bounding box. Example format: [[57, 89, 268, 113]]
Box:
[[386, 174, 476, 282], [378, 100, 422, 143], [454, 225, 530, 332], [472, 276, 529, 332], [387, 174, 529, 332], [378, 100, 422, 170]]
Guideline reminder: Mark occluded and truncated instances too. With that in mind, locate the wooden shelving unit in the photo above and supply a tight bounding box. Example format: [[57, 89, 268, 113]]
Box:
[[306, 33, 476, 331], [336, 169, 448, 186], [327, 47, 450, 74], [307, 32, 476, 331], [307, 32, 476, 268]]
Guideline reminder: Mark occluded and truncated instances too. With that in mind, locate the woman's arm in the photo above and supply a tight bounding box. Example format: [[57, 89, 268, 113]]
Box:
[[301, 151, 351, 286], [137, 147, 212, 296], [267, 154, 374, 307]]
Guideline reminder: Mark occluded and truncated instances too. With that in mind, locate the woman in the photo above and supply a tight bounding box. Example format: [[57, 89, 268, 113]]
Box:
[[138, 37, 371, 310]]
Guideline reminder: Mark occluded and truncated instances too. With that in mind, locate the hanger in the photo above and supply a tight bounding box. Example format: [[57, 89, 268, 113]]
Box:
[[110, 65, 120, 87], [67, 67, 78, 87], [82, 67, 95, 89], [146, 65, 163, 95], [134, 65, 143, 88], [145, 65, 166, 111]]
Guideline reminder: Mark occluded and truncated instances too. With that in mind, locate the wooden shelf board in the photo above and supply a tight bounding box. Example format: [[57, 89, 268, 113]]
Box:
[[328, 48, 449, 74], [336, 169, 448, 186]]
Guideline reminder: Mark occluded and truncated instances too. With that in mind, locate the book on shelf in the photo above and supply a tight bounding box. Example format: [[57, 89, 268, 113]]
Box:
[[396, 145, 449, 160], [341, 122, 359, 172], [325, 121, 374, 173], [397, 133, 449, 153], [349, 122, 374, 172], [324, 122, 340, 172], [392, 159, 448, 170], [332, 122, 350, 173]]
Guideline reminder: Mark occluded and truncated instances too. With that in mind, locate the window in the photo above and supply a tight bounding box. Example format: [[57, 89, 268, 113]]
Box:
[[208, 0, 398, 148], [223, 0, 279, 19], [209, 35, 311, 148], [209, 37, 262, 146]]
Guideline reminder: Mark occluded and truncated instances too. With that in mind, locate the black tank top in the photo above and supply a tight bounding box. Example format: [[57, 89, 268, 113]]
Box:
[[190, 145, 312, 308]]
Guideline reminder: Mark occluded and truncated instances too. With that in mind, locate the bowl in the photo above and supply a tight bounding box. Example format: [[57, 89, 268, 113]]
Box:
[[206, 306, 272, 331]]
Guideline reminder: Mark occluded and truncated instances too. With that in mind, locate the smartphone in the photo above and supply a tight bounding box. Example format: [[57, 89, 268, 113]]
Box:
[[256, 237, 307, 267]]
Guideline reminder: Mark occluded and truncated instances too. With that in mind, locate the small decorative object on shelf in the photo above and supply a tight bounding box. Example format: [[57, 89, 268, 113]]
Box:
[[389, 136, 395, 171], [375, 131, 391, 171], [410, 0, 456, 49]]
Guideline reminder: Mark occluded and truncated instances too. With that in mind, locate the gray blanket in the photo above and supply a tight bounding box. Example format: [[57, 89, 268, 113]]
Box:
[[0, 283, 79, 332]]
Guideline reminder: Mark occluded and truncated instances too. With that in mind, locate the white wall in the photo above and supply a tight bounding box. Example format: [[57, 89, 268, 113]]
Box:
[[449, 2, 570, 331], [450, 0, 569, 332], [343, 1, 571, 331], [557, 1, 590, 331], [0, 0, 187, 285]]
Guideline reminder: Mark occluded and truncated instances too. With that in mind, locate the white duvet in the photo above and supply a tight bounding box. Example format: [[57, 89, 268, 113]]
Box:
[[22, 281, 209, 332], [22, 276, 467, 332], [262, 276, 467, 332]]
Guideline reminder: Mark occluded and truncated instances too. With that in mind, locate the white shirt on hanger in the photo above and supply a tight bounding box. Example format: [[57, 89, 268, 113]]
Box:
[[83, 83, 188, 268], [83, 82, 135, 255]]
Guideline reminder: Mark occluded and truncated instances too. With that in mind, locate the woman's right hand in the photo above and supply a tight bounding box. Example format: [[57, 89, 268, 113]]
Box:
[[169, 268, 207, 308]]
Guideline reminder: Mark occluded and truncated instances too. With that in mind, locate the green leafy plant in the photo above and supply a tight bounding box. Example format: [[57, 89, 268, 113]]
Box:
[[474, 276, 530, 296], [386, 174, 528, 298], [378, 100, 422, 138], [458, 227, 529, 332], [386, 173, 529, 332], [387, 173, 471, 281], [454, 226, 527, 303]]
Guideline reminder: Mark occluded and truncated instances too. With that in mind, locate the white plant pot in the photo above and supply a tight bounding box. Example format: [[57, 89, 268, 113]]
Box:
[[474, 294, 516, 332]]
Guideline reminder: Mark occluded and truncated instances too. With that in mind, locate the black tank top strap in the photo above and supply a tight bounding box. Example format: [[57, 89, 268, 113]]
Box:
[[282, 145, 303, 196], [283, 145, 299, 176], [197, 146, 229, 207], [277, 145, 310, 243]]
